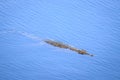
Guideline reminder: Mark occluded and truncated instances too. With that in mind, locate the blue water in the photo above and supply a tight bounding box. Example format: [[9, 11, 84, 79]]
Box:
[[0, 0, 120, 80]]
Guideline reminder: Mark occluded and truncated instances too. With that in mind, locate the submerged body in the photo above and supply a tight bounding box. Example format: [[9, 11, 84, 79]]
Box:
[[44, 39, 93, 56]]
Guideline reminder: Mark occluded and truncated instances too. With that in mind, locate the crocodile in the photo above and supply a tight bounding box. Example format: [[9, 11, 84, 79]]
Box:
[[44, 39, 93, 56]]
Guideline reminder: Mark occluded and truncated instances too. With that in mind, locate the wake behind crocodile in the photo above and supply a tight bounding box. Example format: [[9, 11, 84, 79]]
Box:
[[0, 30, 93, 56]]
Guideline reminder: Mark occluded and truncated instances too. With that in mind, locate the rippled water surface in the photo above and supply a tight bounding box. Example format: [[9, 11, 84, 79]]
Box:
[[0, 0, 120, 80]]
